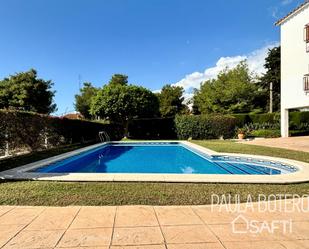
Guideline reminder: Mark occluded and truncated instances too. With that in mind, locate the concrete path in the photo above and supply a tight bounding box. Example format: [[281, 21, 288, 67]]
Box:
[[240, 136, 309, 153], [0, 199, 308, 248]]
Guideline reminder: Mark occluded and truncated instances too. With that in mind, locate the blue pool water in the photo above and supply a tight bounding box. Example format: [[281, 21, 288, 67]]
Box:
[[34, 143, 297, 175]]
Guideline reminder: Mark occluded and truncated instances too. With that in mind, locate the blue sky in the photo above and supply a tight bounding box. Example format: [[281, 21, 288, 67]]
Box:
[[0, 0, 303, 115]]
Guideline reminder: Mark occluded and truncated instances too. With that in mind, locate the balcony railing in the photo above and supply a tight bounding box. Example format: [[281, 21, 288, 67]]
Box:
[[304, 74, 309, 92]]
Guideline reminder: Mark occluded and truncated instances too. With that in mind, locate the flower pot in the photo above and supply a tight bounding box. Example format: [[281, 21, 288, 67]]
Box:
[[238, 133, 245, 140]]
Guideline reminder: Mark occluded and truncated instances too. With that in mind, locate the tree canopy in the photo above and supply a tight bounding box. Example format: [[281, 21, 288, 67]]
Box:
[[0, 69, 57, 114], [75, 82, 99, 119], [90, 75, 159, 135], [108, 74, 128, 86], [259, 46, 281, 112], [193, 61, 265, 114], [157, 84, 187, 117]]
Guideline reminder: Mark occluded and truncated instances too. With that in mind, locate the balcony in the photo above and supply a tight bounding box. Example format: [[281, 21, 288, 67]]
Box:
[[304, 74, 309, 93]]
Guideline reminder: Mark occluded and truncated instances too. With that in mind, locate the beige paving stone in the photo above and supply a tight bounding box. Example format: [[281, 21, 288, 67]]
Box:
[[26, 206, 80, 230], [209, 223, 288, 242], [279, 240, 309, 249], [0, 206, 14, 217], [111, 245, 165, 249], [0, 225, 25, 248], [240, 136, 309, 153], [284, 221, 309, 240], [223, 241, 286, 249], [0, 207, 44, 225], [192, 206, 247, 225], [57, 247, 109, 249], [3, 229, 65, 249], [70, 206, 115, 229], [115, 206, 158, 227], [57, 228, 113, 247], [167, 242, 225, 248], [161, 225, 218, 244], [155, 206, 203, 225], [112, 227, 164, 246]]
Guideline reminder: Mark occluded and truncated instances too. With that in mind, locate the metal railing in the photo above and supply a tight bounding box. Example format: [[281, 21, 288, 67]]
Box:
[[98, 131, 110, 143]]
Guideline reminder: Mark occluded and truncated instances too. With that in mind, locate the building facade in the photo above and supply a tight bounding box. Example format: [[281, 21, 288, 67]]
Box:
[[276, 1, 309, 137]]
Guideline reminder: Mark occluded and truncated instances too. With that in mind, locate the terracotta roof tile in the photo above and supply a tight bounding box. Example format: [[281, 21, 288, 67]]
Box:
[[275, 0, 309, 26]]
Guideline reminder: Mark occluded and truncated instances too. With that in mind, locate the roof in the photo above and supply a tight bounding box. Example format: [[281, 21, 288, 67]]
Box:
[[275, 0, 309, 26], [62, 112, 84, 120]]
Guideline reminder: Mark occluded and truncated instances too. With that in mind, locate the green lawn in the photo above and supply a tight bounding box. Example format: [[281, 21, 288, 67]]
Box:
[[0, 140, 308, 206]]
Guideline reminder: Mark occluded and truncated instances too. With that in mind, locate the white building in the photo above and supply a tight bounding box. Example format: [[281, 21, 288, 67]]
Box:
[[276, 1, 309, 137]]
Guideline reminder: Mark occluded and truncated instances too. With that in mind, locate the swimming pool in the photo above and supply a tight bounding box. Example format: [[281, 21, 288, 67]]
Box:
[[33, 142, 297, 175]]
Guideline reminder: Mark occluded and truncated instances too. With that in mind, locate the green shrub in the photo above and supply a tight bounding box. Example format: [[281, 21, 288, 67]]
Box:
[[289, 112, 309, 130], [128, 118, 176, 139], [175, 115, 237, 140], [250, 129, 281, 138], [0, 110, 123, 153], [231, 114, 251, 127], [249, 113, 280, 124]]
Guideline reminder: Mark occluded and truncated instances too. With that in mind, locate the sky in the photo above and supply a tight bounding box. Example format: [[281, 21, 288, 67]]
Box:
[[0, 0, 304, 115]]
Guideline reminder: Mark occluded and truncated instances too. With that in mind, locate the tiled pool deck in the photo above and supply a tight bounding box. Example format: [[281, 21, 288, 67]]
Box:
[[0, 198, 308, 249]]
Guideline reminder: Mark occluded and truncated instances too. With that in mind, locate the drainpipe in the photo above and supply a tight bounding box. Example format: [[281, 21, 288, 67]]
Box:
[[269, 82, 273, 113]]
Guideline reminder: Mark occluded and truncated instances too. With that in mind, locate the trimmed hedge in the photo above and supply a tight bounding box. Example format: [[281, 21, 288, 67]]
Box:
[[175, 115, 237, 140], [0, 110, 123, 153], [128, 118, 176, 139], [233, 112, 309, 130]]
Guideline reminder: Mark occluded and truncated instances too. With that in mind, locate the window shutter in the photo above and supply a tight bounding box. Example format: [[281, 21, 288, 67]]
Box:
[[306, 25, 309, 42]]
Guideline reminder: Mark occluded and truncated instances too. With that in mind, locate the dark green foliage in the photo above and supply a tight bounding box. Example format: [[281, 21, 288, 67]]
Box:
[[108, 74, 128, 86], [74, 82, 99, 119], [90, 80, 159, 136], [0, 110, 123, 153], [250, 129, 281, 138], [157, 84, 187, 117], [175, 115, 237, 139], [289, 111, 309, 130], [0, 69, 57, 114], [193, 62, 265, 114], [128, 118, 176, 139], [232, 112, 309, 130], [259, 46, 281, 112]]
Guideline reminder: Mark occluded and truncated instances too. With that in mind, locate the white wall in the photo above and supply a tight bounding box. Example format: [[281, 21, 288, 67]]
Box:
[[280, 5, 309, 137]]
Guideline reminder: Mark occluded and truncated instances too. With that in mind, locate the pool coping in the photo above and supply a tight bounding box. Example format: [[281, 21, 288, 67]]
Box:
[[1, 141, 309, 184]]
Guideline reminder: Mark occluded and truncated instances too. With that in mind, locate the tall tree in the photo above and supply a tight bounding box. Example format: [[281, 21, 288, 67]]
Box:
[[108, 74, 128, 86], [0, 69, 57, 114], [259, 46, 281, 112], [157, 84, 187, 117], [75, 82, 99, 119], [90, 75, 159, 136], [193, 61, 264, 114]]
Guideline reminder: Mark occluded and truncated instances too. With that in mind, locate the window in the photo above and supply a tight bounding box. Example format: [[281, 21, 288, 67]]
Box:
[[304, 74, 309, 92]]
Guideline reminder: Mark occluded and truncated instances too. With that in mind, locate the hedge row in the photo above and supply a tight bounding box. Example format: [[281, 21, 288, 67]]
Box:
[[232, 112, 309, 129], [128, 118, 176, 139], [0, 110, 123, 153], [128, 115, 237, 140], [175, 115, 236, 139]]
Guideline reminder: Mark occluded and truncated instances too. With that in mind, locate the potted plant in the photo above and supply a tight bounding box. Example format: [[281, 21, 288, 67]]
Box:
[[237, 128, 246, 140]]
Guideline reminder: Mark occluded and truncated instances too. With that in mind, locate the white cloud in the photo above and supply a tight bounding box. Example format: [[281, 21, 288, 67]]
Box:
[[281, 0, 294, 5], [172, 42, 279, 92]]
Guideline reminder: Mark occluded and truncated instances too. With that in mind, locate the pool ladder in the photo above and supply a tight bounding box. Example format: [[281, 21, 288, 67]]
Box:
[[99, 131, 110, 143]]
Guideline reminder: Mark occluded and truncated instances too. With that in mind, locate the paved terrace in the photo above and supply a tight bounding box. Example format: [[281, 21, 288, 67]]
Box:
[[0, 198, 308, 249], [240, 136, 309, 153]]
